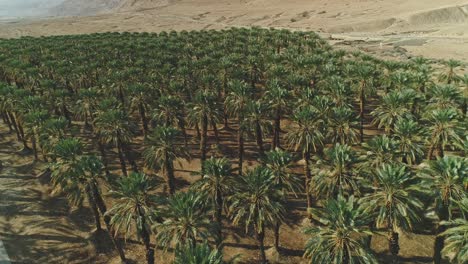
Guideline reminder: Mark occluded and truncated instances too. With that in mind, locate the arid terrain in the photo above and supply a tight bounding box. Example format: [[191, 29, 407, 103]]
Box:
[[0, 0, 468, 61]]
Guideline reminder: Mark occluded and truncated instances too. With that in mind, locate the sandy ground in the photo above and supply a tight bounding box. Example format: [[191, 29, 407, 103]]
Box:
[[0, 0, 468, 61]]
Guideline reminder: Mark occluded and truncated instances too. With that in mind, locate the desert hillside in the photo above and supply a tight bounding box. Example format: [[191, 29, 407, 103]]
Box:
[[0, 0, 468, 60]]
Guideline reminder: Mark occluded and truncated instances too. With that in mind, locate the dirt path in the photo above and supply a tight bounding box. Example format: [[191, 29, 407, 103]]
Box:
[[0, 125, 97, 264]]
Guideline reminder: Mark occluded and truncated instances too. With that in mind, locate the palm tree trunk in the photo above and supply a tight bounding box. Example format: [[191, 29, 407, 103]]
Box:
[[200, 114, 208, 170], [274, 221, 281, 252], [273, 107, 281, 149], [138, 206, 154, 264], [434, 206, 449, 264], [164, 152, 176, 195], [255, 120, 264, 156], [304, 151, 313, 210], [238, 123, 244, 176], [90, 181, 127, 263], [116, 140, 128, 176], [138, 102, 148, 135], [31, 134, 39, 161], [215, 191, 223, 247], [7, 112, 22, 142], [359, 89, 365, 144], [122, 143, 138, 173], [97, 140, 110, 177], [2, 112, 13, 132], [257, 229, 267, 264], [86, 185, 102, 231], [388, 230, 400, 264], [211, 119, 220, 144], [17, 121, 30, 150]]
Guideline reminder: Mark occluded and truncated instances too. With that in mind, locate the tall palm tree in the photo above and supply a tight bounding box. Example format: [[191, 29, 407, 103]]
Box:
[[94, 109, 135, 176], [304, 195, 377, 264], [352, 64, 376, 143], [225, 80, 251, 175], [193, 157, 235, 246], [261, 148, 301, 251], [361, 135, 399, 172], [419, 156, 467, 264], [265, 79, 290, 149], [156, 191, 214, 250], [286, 107, 324, 210], [128, 83, 151, 135], [50, 138, 127, 262], [229, 166, 285, 264], [438, 59, 462, 84], [143, 125, 189, 195], [107, 172, 160, 264], [188, 89, 221, 170], [244, 100, 272, 156], [361, 164, 424, 263]]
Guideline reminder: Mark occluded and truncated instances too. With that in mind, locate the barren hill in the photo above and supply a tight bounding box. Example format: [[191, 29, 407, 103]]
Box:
[[1, 0, 468, 61]]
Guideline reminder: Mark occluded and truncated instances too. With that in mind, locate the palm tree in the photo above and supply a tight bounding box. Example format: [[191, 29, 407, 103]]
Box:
[[128, 83, 151, 135], [440, 198, 468, 264], [419, 156, 467, 264], [304, 195, 377, 264], [50, 138, 127, 262], [156, 191, 214, 250], [265, 79, 290, 149], [361, 164, 424, 263], [188, 89, 221, 170], [352, 64, 375, 143], [229, 166, 285, 264], [193, 157, 235, 246], [392, 118, 424, 165], [371, 90, 412, 134], [425, 108, 463, 160], [361, 135, 399, 172], [174, 242, 237, 264], [225, 80, 251, 175], [23, 110, 49, 161], [107, 172, 160, 264], [143, 125, 189, 195], [438, 59, 462, 84], [328, 106, 360, 145], [244, 100, 272, 156], [94, 109, 135, 176], [286, 107, 324, 210], [311, 143, 361, 199], [261, 148, 301, 251]]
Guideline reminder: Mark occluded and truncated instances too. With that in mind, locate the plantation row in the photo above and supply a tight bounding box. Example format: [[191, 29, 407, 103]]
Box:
[[0, 28, 467, 264]]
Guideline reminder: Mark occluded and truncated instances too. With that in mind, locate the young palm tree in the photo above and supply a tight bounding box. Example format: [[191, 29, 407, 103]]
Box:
[[419, 156, 467, 264], [143, 125, 189, 195], [440, 198, 468, 264], [261, 148, 301, 251], [304, 195, 377, 264], [107, 172, 160, 264], [361, 135, 399, 172], [229, 166, 285, 264], [193, 157, 235, 246], [361, 164, 424, 263], [156, 191, 214, 250], [286, 107, 324, 209]]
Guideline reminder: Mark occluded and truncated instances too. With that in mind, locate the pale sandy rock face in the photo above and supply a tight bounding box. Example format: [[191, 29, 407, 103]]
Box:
[[0, 0, 467, 61]]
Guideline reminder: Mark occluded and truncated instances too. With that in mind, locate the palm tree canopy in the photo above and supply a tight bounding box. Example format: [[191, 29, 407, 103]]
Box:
[[304, 195, 377, 264]]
